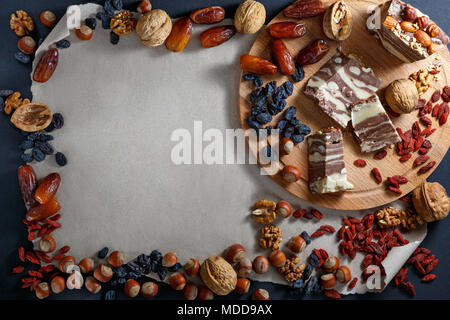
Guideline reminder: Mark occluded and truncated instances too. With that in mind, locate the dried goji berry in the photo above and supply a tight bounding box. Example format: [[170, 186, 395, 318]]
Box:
[[354, 159, 367, 167], [319, 225, 335, 233], [421, 274, 436, 282], [323, 289, 341, 299], [392, 175, 408, 184], [414, 261, 426, 275], [418, 161, 436, 174], [387, 177, 399, 188], [337, 226, 345, 240], [47, 220, 61, 228], [413, 155, 429, 167], [28, 270, 43, 278], [421, 255, 435, 266], [431, 89, 441, 102], [374, 150, 387, 159], [58, 246, 70, 254], [18, 247, 25, 262], [362, 254, 373, 268], [348, 217, 361, 224], [348, 277, 358, 290], [293, 208, 307, 218], [371, 168, 382, 184], [27, 230, 35, 242], [400, 281, 416, 296], [418, 147, 429, 155], [12, 265, 24, 274], [52, 254, 65, 261], [25, 252, 40, 265], [425, 258, 438, 273], [388, 186, 402, 195], [311, 229, 326, 238], [311, 209, 323, 220], [419, 116, 432, 126], [394, 267, 408, 286]]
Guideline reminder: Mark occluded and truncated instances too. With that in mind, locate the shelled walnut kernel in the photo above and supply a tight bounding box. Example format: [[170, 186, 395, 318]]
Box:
[[259, 224, 282, 250], [3, 92, 30, 115], [376, 206, 421, 231], [277, 256, 305, 282], [10, 10, 34, 36]]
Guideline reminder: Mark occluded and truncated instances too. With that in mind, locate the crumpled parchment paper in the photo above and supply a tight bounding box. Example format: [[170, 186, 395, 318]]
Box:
[[30, 4, 426, 295]]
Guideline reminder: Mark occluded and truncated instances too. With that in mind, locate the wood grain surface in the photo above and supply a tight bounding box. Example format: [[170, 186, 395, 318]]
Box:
[[238, 0, 450, 210]]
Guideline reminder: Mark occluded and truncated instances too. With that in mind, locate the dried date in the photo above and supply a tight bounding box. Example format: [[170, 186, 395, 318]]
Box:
[[18, 165, 38, 208], [190, 6, 225, 24], [34, 173, 61, 205], [33, 48, 59, 83], [165, 17, 193, 53], [25, 197, 61, 222], [267, 22, 306, 38], [200, 25, 236, 48], [271, 39, 295, 75], [240, 54, 278, 75], [296, 39, 329, 66], [284, 0, 325, 19]]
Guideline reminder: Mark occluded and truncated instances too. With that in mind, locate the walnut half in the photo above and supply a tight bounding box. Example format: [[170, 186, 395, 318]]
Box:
[[323, 0, 352, 41]]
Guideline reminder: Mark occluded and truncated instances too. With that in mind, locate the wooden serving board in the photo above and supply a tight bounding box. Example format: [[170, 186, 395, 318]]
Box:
[[238, 0, 450, 210]]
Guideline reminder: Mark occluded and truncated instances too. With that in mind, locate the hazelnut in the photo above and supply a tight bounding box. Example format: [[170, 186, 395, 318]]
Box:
[[75, 25, 94, 41], [124, 279, 140, 298], [252, 288, 269, 300], [268, 250, 287, 268], [162, 252, 178, 267], [184, 258, 200, 277], [198, 285, 214, 300], [412, 182, 449, 222], [50, 276, 66, 294], [402, 6, 417, 22], [323, 256, 340, 273], [320, 273, 337, 289], [252, 256, 269, 274], [169, 272, 187, 291], [287, 235, 306, 254], [39, 235, 56, 253], [183, 283, 198, 300], [66, 270, 84, 289], [235, 278, 251, 295], [107, 250, 125, 268], [40, 10, 56, 27], [236, 258, 252, 276], [385, 79, 419, 114], [225, 243, 246, 263], [140, 281, 158, 298], [200, 256, 237, 295], [336, 265, 352, 283], [136, 9, 172, 47], [35, 282, 50, 299], [58, 255, 76, 273], [281, 137, 294, 155], [234, 0, 266, 34], [137, 0, 152, 14], [427, 24, 440, 38], [281, 165, 301, 182], [275, 200, 292, 218], [93, 264, 113, 283], [84, 276, 102, 294], [17, 36, 36, 55], [415, 30, 432, 47], [78, 257, 94, 273]]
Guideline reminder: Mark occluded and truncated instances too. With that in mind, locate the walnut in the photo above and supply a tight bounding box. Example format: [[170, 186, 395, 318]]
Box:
[[10, 10, 34, 36], [259, 224, 282, 250], [234, 0, 266, 34], [200, 256, 237, 295], [136, 9, 172, 47], [323, 0, 352, 41], [3, 92, 30, 115], [110, 11, 137, 36], [10, 102, 53, 132], [277, 256, 305, 282], [385, 79, 419, 114], [412, 182, 449, 223], [251, 200, 276, 224]]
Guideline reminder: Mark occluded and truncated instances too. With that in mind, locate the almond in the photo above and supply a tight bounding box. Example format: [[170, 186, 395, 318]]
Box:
[[400, 21, 417, 33], [415, 30, 432, 47], [428, 43, 441, 55], [383, 15, 398, 29]]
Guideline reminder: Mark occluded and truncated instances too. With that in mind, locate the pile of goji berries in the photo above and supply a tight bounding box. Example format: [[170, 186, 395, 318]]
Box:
[[394, 247, 439, 296]]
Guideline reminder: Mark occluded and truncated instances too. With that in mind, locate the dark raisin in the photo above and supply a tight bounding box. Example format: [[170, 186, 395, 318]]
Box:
[[265, 145, 272, 158], [300, 231, 311, 244], [51, 113, 64, 129], [102, 15, 112, 29], [291, 134, 304, 144], [110, 280, 118, 287], [37, 37, 45, 46], [21, 153, 33, 163], [27, 132, 40, 141], [110, 31, 120, 45], [117, 277, 126, 285], [128, 271, 141, 279], [157, 269, 167, 281], [104, 0, 115, 16], [277, 119, 287, 132], [104, 289, 116, 300], [253, 77, 263, 87], [19, 140, 34, 150], [292, 62, 305, 82], [0, 90, 13, 97], [284, 106, 297, 120], [283, 81, 294, 96], [115, 266, 127, 278], [290, 118, 300, 126], [265, 81, 276, 96], [14, 52, 30, 64], [85, 17, 97, 30], [296, 123, 311, 135], [112, 0, 123, 11], [150, 250, 162, 261], [32, 148, 45, 162], [249, 87, 263, 103], [38, 134, 54, 142], [265, 125, 272, 136], [303, 264, 313, 279], [98, 247, 109, 259], [56, 39, 71, 49], [256, 113, 272, 124], [243, 73, 256, 81], [283, 126, 295, 138], [44, 122, 55, 132], [35, 141, 54, 155], [246, 116, 262, 130]]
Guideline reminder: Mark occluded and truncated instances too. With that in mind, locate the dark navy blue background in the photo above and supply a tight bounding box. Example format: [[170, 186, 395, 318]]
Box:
[[0, 0, 449, 300]]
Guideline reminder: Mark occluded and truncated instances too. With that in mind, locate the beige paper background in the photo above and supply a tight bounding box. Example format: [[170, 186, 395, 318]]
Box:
[[30, 4, 426, 295]]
